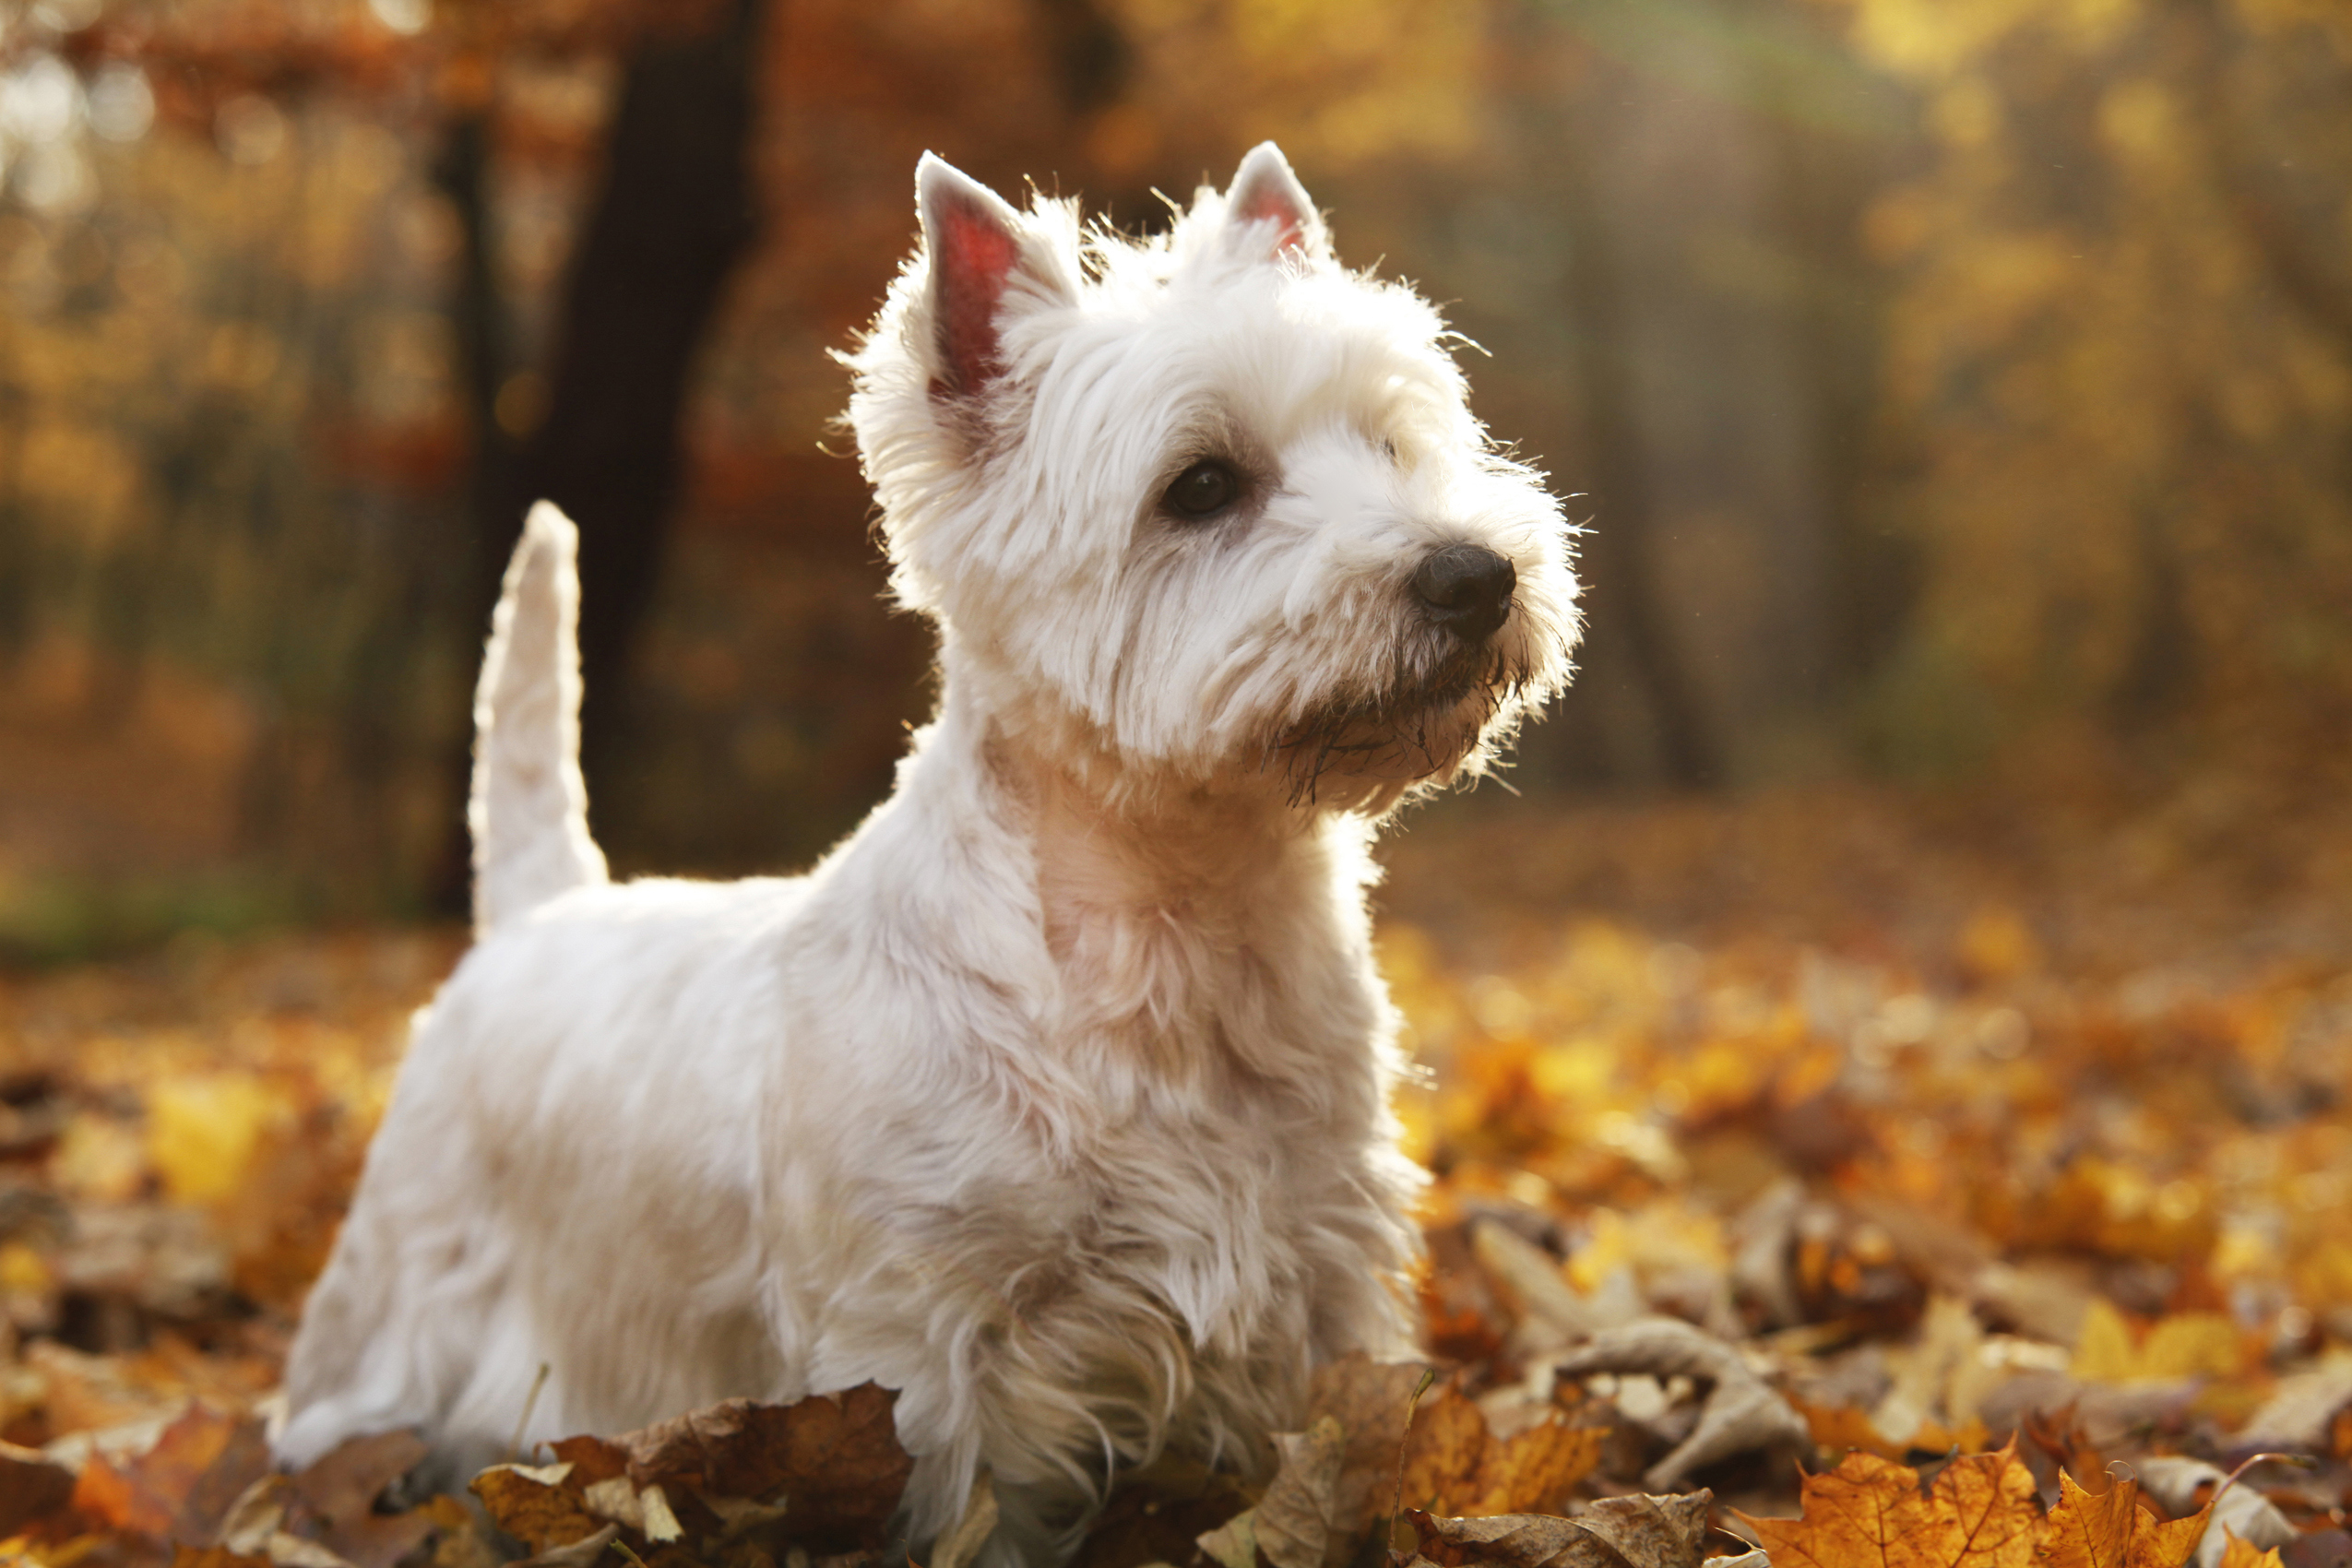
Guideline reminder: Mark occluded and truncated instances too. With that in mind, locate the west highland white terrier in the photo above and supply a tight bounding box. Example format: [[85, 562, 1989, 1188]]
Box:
[[277, 144, 1579, 1565]]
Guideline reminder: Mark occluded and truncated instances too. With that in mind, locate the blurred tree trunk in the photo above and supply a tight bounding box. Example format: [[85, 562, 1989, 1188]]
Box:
[[1553, 107, 1725, 790], [1752, 16, 1918, 707], [434, 0, 768, 909]]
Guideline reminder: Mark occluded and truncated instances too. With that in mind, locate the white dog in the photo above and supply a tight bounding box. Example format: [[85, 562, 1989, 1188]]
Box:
[[278, 144, 1578, 1565]]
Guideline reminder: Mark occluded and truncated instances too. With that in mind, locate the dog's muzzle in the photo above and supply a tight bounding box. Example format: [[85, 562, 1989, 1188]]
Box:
[[1413, 544, 1516, 644]]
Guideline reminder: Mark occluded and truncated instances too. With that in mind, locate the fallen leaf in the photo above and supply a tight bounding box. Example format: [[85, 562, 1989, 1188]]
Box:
[[2134, 1460, 2293, 1568], [1406, 1490, 1712, 1568], [613, 1384, 910, 1550], [2233, 1363, 2352, 1455], [0, 1439, 79, 1539], [513, 1521, 619, 1568], [1557, 1318, 1805, 1488], [472, 1465, 606, 1557], [2037, 1470, 2213, 1568], [1198, 1418, 1345, 1568], [283, 1430, 434, 1568], [2213, 1534, 2284, 1568], [1738, 1442, 2042, 1568], [71, 1404, 270, 1544], [173, 1549, 273, 1568], [1474, 1219, 1606, 1341]]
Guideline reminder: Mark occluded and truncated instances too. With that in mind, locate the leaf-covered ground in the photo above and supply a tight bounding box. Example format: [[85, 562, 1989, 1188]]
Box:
[[0, 789, 2346, 1568]]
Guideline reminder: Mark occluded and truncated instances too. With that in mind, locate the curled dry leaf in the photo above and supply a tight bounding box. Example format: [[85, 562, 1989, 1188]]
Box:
[[2233, 1364, 2352, 1456], [1737, 1442, 2042, 1568], [1198, 1416, 1346, 1568], [1473, 1220, 1611, 1342], [1556, 1318, 1805, 1489], [1405, 1489, 1713, 1568], [283, 1429, 435, 1568]]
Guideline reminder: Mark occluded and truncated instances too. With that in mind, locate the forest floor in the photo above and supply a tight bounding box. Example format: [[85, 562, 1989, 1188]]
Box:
[[0, 778, 2346, 1568]]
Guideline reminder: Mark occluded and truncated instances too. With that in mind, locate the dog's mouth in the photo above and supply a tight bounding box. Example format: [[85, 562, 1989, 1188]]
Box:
[[1265, 640, 1530, 808]]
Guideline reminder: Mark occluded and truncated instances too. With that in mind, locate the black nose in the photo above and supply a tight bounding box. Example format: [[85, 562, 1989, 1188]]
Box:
[[1413, 544, 1516, 643]]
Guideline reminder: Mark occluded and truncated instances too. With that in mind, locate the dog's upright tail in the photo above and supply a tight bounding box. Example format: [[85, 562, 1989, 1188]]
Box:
[[469, 501, 610, 933]]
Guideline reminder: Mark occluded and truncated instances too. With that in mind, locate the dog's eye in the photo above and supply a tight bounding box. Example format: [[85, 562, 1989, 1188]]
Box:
[[1164, 459, 1241, 520]]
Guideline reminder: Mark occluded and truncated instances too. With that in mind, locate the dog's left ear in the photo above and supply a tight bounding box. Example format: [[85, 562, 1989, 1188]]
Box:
[[1224, 142, 1322, 260], [918, 153, 1066, 401]]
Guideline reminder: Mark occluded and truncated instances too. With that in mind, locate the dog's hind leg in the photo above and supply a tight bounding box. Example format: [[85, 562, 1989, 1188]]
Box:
[[469, 501, 609, 932]]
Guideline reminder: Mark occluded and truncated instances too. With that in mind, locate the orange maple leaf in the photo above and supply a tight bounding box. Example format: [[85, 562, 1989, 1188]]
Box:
[[1739, 1441, 2043, 1568], [2215, 1534, 2286, 1568], [2037, 1470, 2214, 1568]]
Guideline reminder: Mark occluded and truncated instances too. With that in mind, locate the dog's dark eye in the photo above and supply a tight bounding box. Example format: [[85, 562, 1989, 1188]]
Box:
[[1164, 459, 1241, 520]]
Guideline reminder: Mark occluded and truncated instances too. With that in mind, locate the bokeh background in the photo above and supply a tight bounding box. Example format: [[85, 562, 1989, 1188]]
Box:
[[3, 0, 2350, 959]]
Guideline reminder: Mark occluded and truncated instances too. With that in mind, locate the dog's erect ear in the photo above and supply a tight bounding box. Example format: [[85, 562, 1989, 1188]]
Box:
[[1224, 142, 1320, 259], [918, 153, 1040, 399]]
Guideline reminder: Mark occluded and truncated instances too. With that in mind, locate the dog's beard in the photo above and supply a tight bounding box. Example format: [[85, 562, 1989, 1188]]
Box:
[[1266, 636, 1532, 810]]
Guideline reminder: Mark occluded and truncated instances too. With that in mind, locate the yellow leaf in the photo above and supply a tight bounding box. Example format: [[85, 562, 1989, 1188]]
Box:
[[2215, 1532, 2285, 1568], [2135, 1314, 2244, 1382], [2072, 1299, 2139, 1384], [148, 1074, 279, 1206]]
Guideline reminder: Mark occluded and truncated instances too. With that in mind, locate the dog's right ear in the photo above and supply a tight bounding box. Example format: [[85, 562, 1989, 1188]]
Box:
[[918, 154, 1052, 402]]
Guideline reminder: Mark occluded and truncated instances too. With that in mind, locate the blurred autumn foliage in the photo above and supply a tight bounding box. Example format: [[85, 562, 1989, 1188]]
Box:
[[2, 0, 2350, 942], [0, 827, 2346, 1566]]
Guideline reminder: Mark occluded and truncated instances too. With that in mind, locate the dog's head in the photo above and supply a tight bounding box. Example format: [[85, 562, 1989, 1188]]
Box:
[[846, 144, 1579, 814]]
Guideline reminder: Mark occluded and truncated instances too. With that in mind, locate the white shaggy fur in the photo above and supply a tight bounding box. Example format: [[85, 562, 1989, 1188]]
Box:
[[278, 145, 1580, 1566]]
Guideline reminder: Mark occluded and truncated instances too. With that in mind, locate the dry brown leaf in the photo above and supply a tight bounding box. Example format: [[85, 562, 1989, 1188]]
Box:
[[1452, 1420, 1605, 1518], [1556, 1318, 1805, 1488], [1398, 1390, 1494, 1516], [1738, 1442, 2041, 1568], [512, 1521, 620, 1568], [612, 1384, 910, 1550], [471, 1465, 606, 1557], [2024, 1407, 2106, 1494], [1304, 1358, 1601, 1529], [0, 1439, 79, 1539], [1198, 1417, 1345, 1568], [173, 1548, 274, 1568], [71, 1404, 270, 1545], [1406, 1489, 1712, 1568], [1307, 1353, 1433, 1537], [2038, 1470, 2213, 1568], [282, 1429, 434, 1568]]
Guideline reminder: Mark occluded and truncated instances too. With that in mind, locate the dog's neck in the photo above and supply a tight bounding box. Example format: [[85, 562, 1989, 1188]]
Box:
[[914, 685, 1380, 1104], [987, 727, 1313, 956]]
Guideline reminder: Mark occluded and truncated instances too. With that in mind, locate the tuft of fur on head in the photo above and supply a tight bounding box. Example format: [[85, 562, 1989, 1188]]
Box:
[[843, 143, 1580, 818]]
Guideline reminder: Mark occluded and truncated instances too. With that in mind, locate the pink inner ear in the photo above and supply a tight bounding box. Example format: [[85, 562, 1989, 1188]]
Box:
[[1234, 185, 1308, 254], [933, 198, 1023, 395]]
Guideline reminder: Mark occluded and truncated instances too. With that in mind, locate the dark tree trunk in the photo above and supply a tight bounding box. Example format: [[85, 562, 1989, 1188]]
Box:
[[1553, 120, 1726, 790], [434, 0, 768, 910]]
